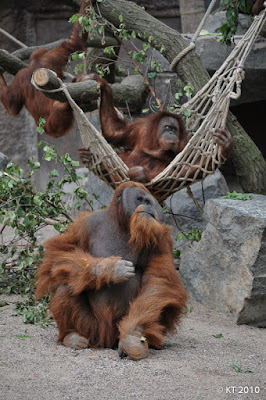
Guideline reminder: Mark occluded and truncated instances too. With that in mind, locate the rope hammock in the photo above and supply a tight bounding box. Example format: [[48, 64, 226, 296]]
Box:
[[50, 4, 266, 202]]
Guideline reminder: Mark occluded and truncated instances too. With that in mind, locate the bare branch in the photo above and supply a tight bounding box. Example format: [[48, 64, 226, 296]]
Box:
[[12, 40, 67, 60], [0, 28, 27, 49], [12, 35, 118, 61]]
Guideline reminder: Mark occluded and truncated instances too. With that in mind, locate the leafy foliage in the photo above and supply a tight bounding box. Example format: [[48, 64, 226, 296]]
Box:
[[173, 228, 202, 260], [0, 142, 101, 324], [173, 249, 181, 259], [220, 1, 253, 45], [15, 296, 52, 326], [168, 80, 194, 116], [232, 361, 254, 373], [176, 228, 202, 244], [220, 191, 253, 200], [212, 333, 223, 338], [70, 4, 191, 113]]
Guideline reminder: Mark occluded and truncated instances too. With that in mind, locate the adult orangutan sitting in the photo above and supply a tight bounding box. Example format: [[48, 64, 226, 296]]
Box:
[[35, 181, 187, 360]]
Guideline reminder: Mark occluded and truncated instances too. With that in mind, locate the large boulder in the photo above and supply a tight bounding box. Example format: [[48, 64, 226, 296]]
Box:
[[179, 194, 266, 326], [164, 169, 229, 241], [63, 168, 114, 217]]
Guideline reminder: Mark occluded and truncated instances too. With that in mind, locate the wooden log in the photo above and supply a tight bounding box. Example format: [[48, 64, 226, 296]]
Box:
[[32, 68, 148, 112], [32, 68, 100, 109], [12, 34, 118, 61], [32, 68, 61, 90], [0, 49, 27, 75]]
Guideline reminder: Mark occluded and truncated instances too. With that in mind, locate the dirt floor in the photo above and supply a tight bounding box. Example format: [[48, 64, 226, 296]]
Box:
[[0, 293, 265, 400]]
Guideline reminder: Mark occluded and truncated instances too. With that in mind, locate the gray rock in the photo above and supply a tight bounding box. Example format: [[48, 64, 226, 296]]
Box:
[[179, 194, 266, 326], [203, 11, 253, 35], [63, 168, 114, 217], [164, 169, 229, 242], [0, 152, 9, 170], [191, 34, 266, 105]]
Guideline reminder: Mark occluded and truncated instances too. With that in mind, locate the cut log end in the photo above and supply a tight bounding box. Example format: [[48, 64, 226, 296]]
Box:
[[33, 68, 50, 86]]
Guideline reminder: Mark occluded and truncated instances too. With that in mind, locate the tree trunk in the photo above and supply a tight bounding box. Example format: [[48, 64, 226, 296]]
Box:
[[97, 0, 266, 194]]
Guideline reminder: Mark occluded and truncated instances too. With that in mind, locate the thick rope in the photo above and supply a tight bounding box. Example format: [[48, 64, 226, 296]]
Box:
[[171, 0, 218, 71]]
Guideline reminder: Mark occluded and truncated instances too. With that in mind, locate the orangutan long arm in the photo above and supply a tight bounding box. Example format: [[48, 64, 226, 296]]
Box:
[[118, 255, 187, 348], [35, 217, 134, 299]]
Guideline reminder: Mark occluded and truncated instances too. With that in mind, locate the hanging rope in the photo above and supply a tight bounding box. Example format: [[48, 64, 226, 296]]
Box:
[[170, 0, 218, 71]]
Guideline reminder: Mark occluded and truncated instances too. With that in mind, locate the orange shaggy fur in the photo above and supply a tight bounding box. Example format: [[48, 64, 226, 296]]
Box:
[[0, 0, 90, 138], [35, 182, 187, 359]]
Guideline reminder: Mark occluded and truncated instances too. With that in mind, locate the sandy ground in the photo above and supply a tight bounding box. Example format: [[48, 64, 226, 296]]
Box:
[[0, 293, 265, 400]]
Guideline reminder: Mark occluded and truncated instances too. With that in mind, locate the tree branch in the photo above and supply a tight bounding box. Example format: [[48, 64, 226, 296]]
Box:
[[0, 49, 28, 75], [12, 40, 67, 60], [0, 28, 27, 49], [12, 33, 118, 62], [32, 67, 147, 112]]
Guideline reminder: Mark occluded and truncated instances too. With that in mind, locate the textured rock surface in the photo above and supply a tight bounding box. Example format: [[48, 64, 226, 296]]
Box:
[[63, 167, 114, 217], [0, 152, 9, 170], [179, 194, 266, 326], [192, 34, 266, 105], [164, 170, 229, 240]]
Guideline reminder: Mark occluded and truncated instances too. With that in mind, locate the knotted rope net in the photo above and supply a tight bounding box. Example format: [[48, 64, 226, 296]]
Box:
[[58, 5, 265, 202]]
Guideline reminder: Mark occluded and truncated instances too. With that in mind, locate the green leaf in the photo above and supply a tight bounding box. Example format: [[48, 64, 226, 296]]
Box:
[[98, 26, 104, 36], [14, 335, 32, 339], [43, 154, 52, 161], [134, 53, 143, 62], [173, 249, 181, 259], [232, 361, 242, 373], [50, 169, 59, 177], [71, 160, 80, 167], [182, 108, 192, 118], [33, 196, 42, 206], [220, 191, 253, 201], [143, 43, 150, 51], [71, 53, 79, 61], [148, 71, 157, 79], [69, 14, 78, 23], [142, 108, 149, 114], [212, 333, 223, 338]]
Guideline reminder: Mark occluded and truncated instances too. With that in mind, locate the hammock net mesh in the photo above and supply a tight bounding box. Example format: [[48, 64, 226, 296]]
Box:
[[60, 7, 265, 202]]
